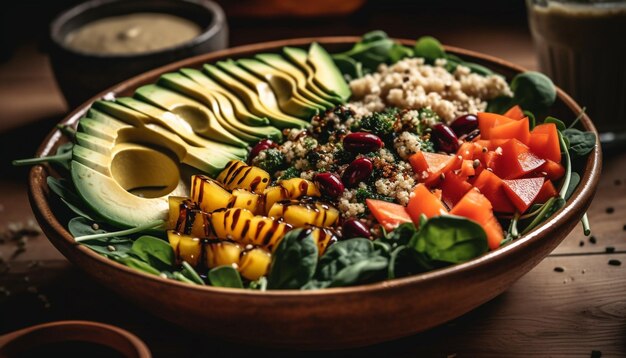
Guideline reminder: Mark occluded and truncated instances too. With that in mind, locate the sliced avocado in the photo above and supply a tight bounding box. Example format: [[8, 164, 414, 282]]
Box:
[[237, 58, 329, 114], [204, 64, 308, 129], [217, 60, 319, 120], [282, 46, 343, 105], [134, 84, 255, 145], [307, 42, 351, 102], [179, 68, 269, 127], [101, 98, 247, 159], [254, 53, 335, 109], [157, 73, 282, 141], [71, 146, 187, 228]]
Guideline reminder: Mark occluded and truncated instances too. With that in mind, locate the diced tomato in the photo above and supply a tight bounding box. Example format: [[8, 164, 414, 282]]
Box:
[[490, 117, 531, 145], [529, 123, 561, 163], [503, 105, 526, 120], [406, 184, 448, 226], [440, 171, 473, 208], [494, 139, 546, 179], [502, 177, 545, 213], [478, 112, 514, 139], [538, 159, 565, 181], [366, 199, 412, 232], [534, 180, 557, 204], [409, 151, 462, 186], [472, 170, 516, 213], [450, 189, 504, 250]]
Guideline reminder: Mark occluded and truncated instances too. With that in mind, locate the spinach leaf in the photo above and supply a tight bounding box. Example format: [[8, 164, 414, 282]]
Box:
[[383, 222, 418, 246], [333, 54, 363, 81], [521, 197, 566, 235], [68, 217, 132, 257], [524, 110, 536, 130], [315, 238, 388, 288], [564, 172, 581, 200], [267, 229, 318, 290], [47, 177, 96, 221], [388, 44, 414, 63], [544, 116, 566, 131], [463, 62, 493, 76], [510, 71, 556, 116], [562, 128, 596, 156], [114, 256, 161, 276], [12, 142, 74, 170], [486, 96, 514, 114], [414, 36, 445, 64], [172, 271, 196, 285], [334, 31, 394, 72], [408, 215, 488, 264], [208, 265, 244, 288], [181, 261, 205, 285], [130, 235, 175, 271]]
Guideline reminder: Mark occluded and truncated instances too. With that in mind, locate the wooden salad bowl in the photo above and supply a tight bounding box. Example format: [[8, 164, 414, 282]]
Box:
[[27, 37, 602, 349]]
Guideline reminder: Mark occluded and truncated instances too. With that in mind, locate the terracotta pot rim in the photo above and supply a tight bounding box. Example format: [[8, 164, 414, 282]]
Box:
[[28, 36, 602, 297], [0, 320, 151, 358]]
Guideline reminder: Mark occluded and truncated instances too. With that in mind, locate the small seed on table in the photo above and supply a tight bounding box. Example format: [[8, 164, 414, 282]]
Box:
[[605, 246, 615, 253], [606, 207, 614, 214], [579, 240, 585, 247], [589, 236, 597, 244], [554, 267, 565, 273], [608, 259, 621, 266]]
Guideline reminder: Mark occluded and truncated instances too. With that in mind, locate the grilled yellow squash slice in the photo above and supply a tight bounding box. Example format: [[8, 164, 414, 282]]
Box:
[[216, 160, 270, 194], [267, 200, 339, 228]]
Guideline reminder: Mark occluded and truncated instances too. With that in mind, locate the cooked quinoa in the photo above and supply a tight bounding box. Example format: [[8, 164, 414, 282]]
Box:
[[254, 56, 512, 220], [348, 57, 512, 123]]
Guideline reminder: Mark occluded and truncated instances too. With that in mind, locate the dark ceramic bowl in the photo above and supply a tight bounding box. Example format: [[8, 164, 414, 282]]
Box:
[[49, 0, 228, 107], [28, 37, 602, 350], [0, 321, 151, 358]]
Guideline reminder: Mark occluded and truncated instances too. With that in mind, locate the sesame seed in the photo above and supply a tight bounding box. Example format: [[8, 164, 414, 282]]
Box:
[[482, 147, 488, 153], [472, 159, 480, 168], [553, 267, 564, 272], [579, 240, 585, 247], [92, 223, 100, 230], [106, 245, 116, 252], [589, 236, 597, 244]]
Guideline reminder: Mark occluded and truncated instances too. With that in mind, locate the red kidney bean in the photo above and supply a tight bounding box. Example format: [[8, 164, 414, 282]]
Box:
[[249, 139, 277, 162], [431, 123, 460, 153], [343, 132, 384, 154], [342, 157, 373, 187], [314, 172, 345, 198], [449, 114, 479, 136], [342, 219, 371, 239]]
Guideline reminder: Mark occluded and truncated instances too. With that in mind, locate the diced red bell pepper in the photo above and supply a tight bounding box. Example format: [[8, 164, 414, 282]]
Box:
[[478, 112, 514, 139], [534, 179, 557, 204], [502, 177, 545, 213], [490, 117, 531, 145], [450, 189, 504, 250], [457, 142, 475, 160], [538, 159, 565, 181], [366, 199, 412, 232], [529, 123, 561, 163], [460, 159, 476, 178], [440, 171, 473, 208], [503, 105, 526, 120], [495, 139, 546, 179], [472, 169, 516, 213], [409, 151, 462, 186], [406, 184, 448, 226]]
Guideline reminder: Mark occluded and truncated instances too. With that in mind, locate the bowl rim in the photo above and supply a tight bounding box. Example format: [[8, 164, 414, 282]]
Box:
[[29, 36, 602, 297], [49, 0, 226, 59]]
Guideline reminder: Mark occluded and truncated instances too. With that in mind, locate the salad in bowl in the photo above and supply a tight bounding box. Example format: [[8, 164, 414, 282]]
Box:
[[16, 32, 596, 292]]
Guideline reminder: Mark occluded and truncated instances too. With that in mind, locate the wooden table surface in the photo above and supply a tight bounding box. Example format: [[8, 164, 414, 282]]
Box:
[[0, 14, 625, 357]]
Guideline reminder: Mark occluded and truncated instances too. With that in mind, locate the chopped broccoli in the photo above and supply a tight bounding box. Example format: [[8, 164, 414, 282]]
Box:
[[277, 167, 301, 181], [251, 148, 286, 174], [352, 108, 399, 136], [333, 106, 355, 122], [355, 186, 394, 203]]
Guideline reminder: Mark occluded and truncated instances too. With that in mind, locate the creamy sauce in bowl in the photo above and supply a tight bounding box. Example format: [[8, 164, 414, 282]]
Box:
[[64, 13, 202, 55]]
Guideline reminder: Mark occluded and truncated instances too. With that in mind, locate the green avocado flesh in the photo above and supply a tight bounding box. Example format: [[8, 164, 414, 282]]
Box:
[[68, 43, 350, 228]]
